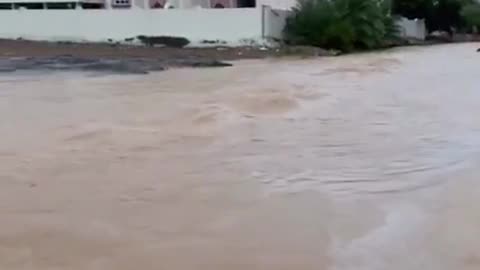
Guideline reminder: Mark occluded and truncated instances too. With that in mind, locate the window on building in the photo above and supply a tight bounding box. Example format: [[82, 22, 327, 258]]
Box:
[[111, 0, 131, 8], [0, 3, 13, 9], [14, 2, 45, 9], [237, 0, 255, 7], [46, 2, 77, 9], [81, 2, 105, 8], [152, 1, 163, 8]]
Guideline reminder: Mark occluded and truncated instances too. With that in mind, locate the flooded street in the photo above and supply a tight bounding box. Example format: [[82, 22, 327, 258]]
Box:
[[1, 43, 480, 269]]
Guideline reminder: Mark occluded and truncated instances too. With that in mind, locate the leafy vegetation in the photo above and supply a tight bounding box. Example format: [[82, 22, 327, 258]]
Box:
[[284, 0, 399, 52], [284, 0, 480, 52], [392, 0, 477, 32], [461, 2, 480, 31]]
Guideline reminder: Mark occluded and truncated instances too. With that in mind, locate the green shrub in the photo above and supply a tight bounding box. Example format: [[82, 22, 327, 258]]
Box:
[[461, 3, 480, 31], [284, 0, 399, 52], [392, 0, 432, 21], [392, 0, 476, 32]]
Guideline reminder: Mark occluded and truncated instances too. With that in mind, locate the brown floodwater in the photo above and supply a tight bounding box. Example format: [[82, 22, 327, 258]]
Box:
[[1, 43, 480, 270]]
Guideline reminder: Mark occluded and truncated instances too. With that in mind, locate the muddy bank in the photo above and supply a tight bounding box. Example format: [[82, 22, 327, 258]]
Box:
[[0, 55, 234, 74], [0, 39, 285, 74], [0, 39, 278, 59], [0, 38, 463, 75]]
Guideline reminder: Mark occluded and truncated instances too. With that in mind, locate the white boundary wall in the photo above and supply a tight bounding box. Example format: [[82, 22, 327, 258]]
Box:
[[0, 8, 273, 46], [0, 8, 429, 46], [396, 17, 426, 40], [257, 0, 296, 10], [262, 6, 289, 41]]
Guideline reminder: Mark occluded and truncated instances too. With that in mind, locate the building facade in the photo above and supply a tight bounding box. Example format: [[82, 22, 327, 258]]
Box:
[[0, 0, 295, 9]]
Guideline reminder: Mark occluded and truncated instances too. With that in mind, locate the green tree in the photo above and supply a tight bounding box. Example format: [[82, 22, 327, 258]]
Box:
[[429, 0, 466, 32], [284, 0, 399, 52], [461, 2, 480, 31], [392, 0, 432, 20], [392, 0, 475, 32]]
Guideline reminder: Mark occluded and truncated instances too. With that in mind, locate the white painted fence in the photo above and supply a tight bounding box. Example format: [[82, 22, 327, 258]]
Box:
[[0, 6, 287, 46]]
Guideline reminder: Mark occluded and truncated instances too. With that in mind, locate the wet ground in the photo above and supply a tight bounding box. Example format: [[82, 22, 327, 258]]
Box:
[[1, 43, 480, 270], [0, 55, 232, 74], [0, 39, 277, 60]]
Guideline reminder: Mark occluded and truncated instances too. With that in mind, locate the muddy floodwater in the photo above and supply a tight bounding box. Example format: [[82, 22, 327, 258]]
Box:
[[1, 43, 480, 270]]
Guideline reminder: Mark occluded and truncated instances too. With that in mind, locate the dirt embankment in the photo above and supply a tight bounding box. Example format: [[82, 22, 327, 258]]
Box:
[[0, 39, 281, 60], [0, 39, 285, 74]]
